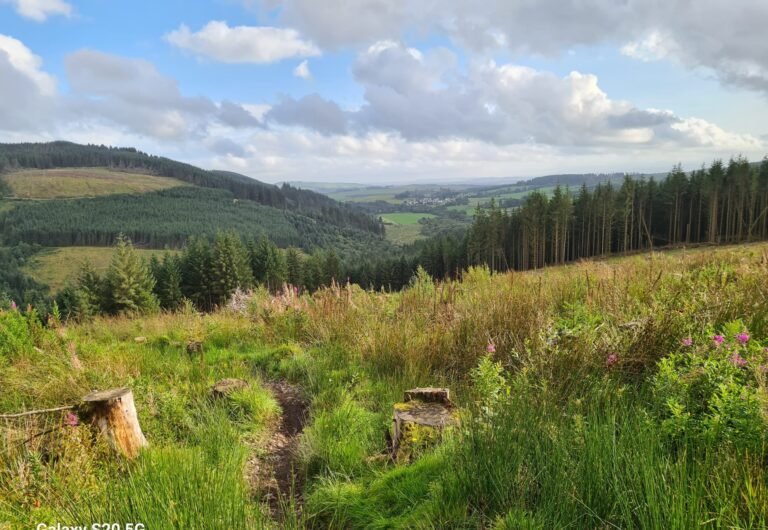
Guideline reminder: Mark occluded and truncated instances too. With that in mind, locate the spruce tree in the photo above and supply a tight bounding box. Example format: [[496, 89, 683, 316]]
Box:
[[285, 247, 303, 288], [181, 237, 212, 310], [156, 253, 184, 310], [103, 235, 159, 314], [210, 232, 253, 305]]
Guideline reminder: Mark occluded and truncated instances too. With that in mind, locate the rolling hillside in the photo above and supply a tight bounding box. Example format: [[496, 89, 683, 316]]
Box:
[[0, 142, 391, 259]]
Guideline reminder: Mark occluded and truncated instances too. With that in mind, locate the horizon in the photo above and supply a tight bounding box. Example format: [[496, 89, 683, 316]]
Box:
[[1, 1, 767, 183]]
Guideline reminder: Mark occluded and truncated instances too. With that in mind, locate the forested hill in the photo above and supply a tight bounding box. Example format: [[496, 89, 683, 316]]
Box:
[[0, 142, 383, 235]]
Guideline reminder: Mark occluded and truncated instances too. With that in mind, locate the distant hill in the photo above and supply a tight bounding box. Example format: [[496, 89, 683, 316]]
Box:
[[0, 142, 383, 235], [0, 142, 391, 258]]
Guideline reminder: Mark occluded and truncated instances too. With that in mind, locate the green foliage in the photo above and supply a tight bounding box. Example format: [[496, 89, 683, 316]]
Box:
[[0, 309, 34, 361], [103, 235, 159, 314], [652, 322, 768, 451], [209, 232, 253, 306]]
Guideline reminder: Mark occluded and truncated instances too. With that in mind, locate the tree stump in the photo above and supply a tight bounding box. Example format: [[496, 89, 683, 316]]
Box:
[[81, 387, 147, 459], [210, 378, 249, 399], [391, 387, 457, 462]]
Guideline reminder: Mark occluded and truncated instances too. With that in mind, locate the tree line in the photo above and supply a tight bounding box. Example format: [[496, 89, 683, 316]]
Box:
[[55, 233, 402, 318], [406, 157, 768, 276]]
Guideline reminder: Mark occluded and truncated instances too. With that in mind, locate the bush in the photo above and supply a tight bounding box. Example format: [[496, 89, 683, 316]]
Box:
[[0, 309, 34, 360]]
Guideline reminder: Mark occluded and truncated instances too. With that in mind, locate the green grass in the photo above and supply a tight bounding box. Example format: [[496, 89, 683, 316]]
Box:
[[23, 246, 178, 293], [379, 212, 436, 225], [384, 223, 425, 244], [3, 168, 188, 199], [3, 243, 768, 528]]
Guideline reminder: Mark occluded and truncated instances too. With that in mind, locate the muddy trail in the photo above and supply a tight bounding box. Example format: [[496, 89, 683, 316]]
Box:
[[247, 380, 310, 519]]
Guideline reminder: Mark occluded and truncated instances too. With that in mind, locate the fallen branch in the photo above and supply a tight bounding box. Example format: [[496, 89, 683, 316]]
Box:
[[0, 405, 75, 419]]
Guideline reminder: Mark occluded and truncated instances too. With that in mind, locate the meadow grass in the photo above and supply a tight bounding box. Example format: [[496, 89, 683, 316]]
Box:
[[22, 246, 179, 293], [379, 213, 436, 225], [2, 243, 768, 528], [2, 168, 187, 199]]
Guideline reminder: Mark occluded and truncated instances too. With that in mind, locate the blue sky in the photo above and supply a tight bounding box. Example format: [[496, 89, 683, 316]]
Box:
[[1, 0, 767, 183]]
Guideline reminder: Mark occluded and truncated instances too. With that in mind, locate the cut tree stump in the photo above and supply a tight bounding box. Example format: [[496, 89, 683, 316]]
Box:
[[81, 387, 147, 459], [391, 387, 457, 462], [211, 378, 249, 399]]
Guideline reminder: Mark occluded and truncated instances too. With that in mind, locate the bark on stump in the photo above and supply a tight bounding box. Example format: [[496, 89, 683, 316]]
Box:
[[82, 387, 147, 459], [391, 387, 457, 462]]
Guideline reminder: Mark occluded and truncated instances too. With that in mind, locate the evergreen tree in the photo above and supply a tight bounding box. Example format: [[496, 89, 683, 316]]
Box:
[[155, 253, 184, 310], [181, 237, 212, 310], [103, 235, 158, 314], [209, 232, 252, 305], [285, 247, 304, 288]]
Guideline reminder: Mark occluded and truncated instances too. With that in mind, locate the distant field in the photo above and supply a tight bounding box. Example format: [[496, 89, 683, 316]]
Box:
[[380, 212, 436, 225], [3, 168, 188, 199], [384, 224, 424, 245], [23, 246, 177, 292]]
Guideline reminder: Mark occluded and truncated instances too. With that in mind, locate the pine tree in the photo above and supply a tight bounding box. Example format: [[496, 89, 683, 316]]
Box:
[[285, 247, 304, 288], [103, 235, 159, 314], [155, 253, 184, 310], [210, 232, 253, 306], [181, 237, 213, 310]]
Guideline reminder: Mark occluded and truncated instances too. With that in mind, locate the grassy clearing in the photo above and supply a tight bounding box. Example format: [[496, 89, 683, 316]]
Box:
[[2, 168, 188, 199], [384, 223, 425, 244], [379, 212, 436, 225], [23, 246, 178, 293], [3, 242, 768, 528]]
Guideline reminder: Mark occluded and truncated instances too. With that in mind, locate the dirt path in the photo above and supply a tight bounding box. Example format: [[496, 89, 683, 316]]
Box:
[[247, 380, 309, 518]]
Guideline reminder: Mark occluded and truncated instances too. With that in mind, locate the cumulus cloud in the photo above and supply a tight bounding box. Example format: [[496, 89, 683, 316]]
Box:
[[293, 59, 311, 79], [165, 21, 319, 63], [266, 94, 348, 135], [64, 49, 261, 139], [0, 34, 57, 131], [3, 0, 71, 21], [265, 41, 761, 153], [263, 0, 768, 96]]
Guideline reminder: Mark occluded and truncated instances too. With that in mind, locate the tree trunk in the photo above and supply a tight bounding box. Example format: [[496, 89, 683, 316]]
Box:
[[82, 387, 148, 458]]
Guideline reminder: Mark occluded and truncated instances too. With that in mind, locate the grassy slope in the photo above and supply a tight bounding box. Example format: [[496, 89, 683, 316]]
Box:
[[380, 213, 436, 244], [380, 212, 436, 225], [2, 168, 188, 199], [3, 242, 768, 528], [23, 247, 178, 292]]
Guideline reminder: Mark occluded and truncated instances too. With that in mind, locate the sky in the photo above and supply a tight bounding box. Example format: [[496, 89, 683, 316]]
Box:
[[1, 0, 768, 184]]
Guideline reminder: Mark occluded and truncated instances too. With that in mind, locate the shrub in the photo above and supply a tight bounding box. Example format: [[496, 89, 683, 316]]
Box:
[[652, 321, 768, 451]]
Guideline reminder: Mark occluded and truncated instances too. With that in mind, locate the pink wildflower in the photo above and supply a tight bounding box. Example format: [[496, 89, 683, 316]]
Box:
[[729, 353, 748, 368], [65, 412, 79, 427], [606, 353, 618, 367], [681, 337, 693, 347], [712, 334, 725, 346], [486, 341, 496, 354], [736, 332, 750, 345], [9, 300, 16, 311]]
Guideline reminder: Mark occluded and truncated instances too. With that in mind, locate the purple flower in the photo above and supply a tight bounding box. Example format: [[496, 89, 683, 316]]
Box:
[[606, 353, 618, 367], [736, 332, 750, 345], [712, 334, 725, 346], [729, 353, 748, 368], [486, 341, 496, 354], [65, 412, 79, 427], [681, 337, 693, 347]]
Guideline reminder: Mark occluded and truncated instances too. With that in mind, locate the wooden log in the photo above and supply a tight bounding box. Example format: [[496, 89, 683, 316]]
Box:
[[81, 387, 147, 459]]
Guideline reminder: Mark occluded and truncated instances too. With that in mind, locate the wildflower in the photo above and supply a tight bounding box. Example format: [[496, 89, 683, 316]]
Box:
[[736, 332, 750, 345], [729, 353, 748, 368], [606, 353, 618, 367], [65, 412, 79, 427], [681, 337, 693, 347], [712, 334, 725, 346], [486, 341, 496, 354], [9, 300, 16, 311]]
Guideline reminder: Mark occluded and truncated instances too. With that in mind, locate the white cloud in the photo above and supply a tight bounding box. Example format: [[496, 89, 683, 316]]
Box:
[[264, 41, 762, 153], [165, 21, 319, 64], [0, 34, 57, 131], [293, 59, 311, 79], [3, 0, 71, 21], [264, 0, 768, 96]]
